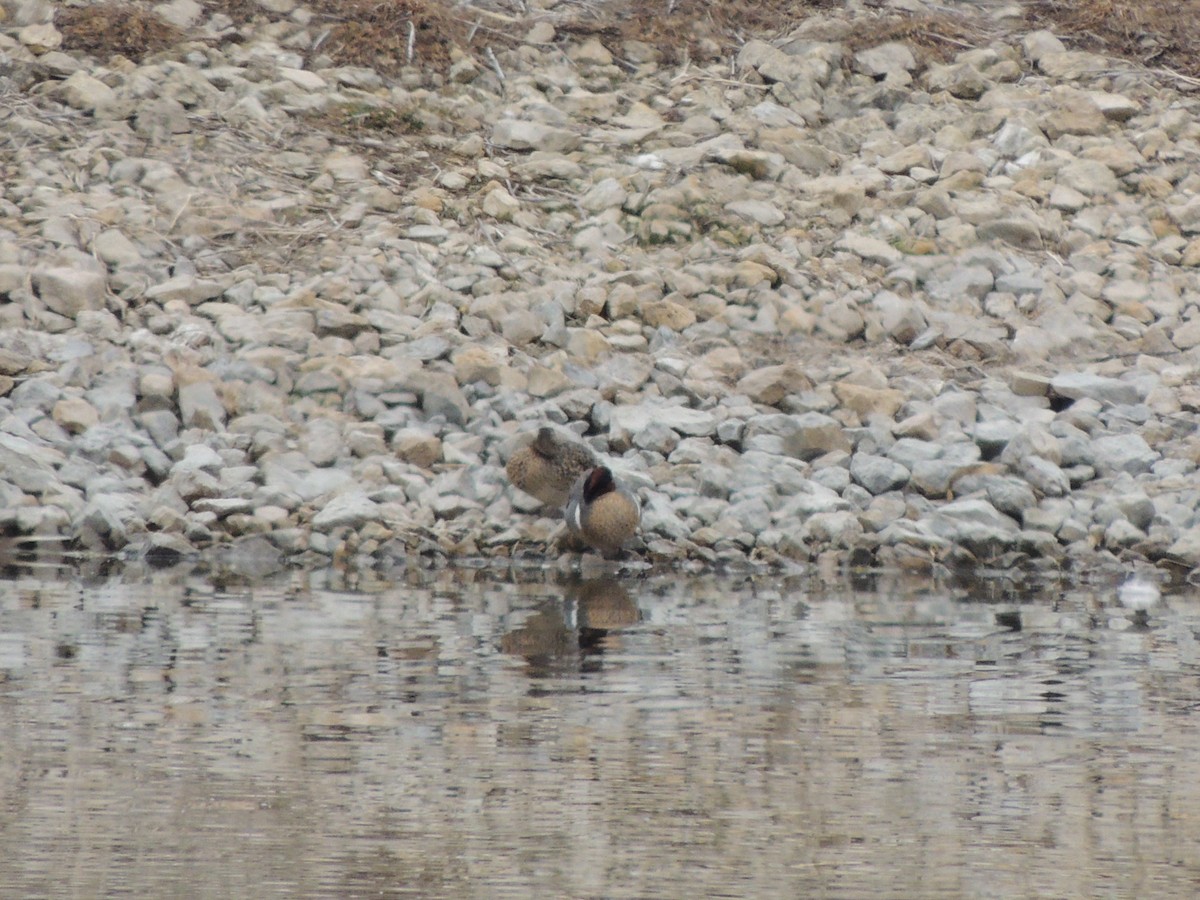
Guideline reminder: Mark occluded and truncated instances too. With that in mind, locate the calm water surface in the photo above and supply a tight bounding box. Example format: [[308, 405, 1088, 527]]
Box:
[[1, 561, 1198, 898]]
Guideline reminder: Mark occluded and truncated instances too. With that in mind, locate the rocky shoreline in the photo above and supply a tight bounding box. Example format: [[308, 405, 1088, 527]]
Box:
[[1, 0, 1200, 578]]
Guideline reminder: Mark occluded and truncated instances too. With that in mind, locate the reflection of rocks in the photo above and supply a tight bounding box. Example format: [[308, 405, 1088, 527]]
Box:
[[571, 578, 640, 631], [500, 609, 573, 664]]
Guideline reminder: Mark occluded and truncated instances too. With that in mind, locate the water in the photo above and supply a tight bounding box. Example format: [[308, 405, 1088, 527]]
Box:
[[1, 561, 1198, 897]]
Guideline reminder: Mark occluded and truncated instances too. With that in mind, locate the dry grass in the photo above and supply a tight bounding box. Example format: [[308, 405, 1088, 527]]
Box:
[[305, 0, 465, 73], [52, 1, 1200, 85], [57, 3, 183, 62], [560, 0, 838, 64], [1028, 0, 1200, 78], [206, 0, 468, 73]]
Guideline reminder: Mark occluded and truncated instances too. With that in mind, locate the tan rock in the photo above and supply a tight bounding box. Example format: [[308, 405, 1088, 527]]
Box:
[[52, 397, 99, 434], [392, 428, 442, 468], [894, 411, 940, 441], [700, 346, 744, 379], [640, 299, 696, 331], [482, 186, 520, 221], [565, 329, 611, 364], [779, 305, 816, 335], [736, 364, 812, 405], [411, 188, 444, 213], [524, 21, 555, 44], [451, 346, 503, 385], [569, 37, 614, 66], [19, 22, 61, 53], [576, 285, 607, 317], [526, 365, 572, 397], [732, 260, 777, 288], [832, 383, 904, 419], [1011, 371, 1051, 397]]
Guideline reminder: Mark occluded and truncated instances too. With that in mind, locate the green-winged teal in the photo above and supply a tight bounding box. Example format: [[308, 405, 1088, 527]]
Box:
[[565, 465, 640, 557], [506, 426, 597, 508]]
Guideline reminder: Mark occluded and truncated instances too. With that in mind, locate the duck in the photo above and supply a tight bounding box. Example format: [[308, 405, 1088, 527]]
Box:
[[565, 465, 641, 558], [506, 426, 597, 508]]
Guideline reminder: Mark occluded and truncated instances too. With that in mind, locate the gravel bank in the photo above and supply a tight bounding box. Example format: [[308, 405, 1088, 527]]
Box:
[[1, 0, 1200, 577]]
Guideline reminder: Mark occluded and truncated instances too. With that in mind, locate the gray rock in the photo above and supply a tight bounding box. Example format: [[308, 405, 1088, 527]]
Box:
[[632, 420, 678, 454], [303, 418, 343, 467], [835, 233, 903, 266], [854, 42, 916, 79], [924, 497, 1019, 549], [973, 419, 1019, 456], [985, 476, 1038, 519], [1000, 424, 1061, 467], [492, 119, 581, 152], [78, 493, 142, 550], [783, 413, 852, 460], [926, 265, 994, 305], [1166, 526, 1200, 567], [60, 71, 116, 113], [886, 438, 941, 471], [878, 519, 951, 552], [0, 0, 1191, 572], [32, 267, 106, 318], [1022, 30, 1065, 62], [262, 452, 352, 502], [976, 218, 1043, 250], [312, 492, 382, 530], [145, 275, 225, 305], [1050, 372, 1142, 407], [991, 119, 1049, 158], [810, 465, 851, 494], [870, 290, 927, 344], [1115, 492, 1156, 531], [655, 406, 717, 436], [1090, 435, 1159, 476], [849, 453, 910, 495], [909, 460, 967, 497], [798, 510, 863, 546], [727, 200, 785, 227], [640, 494, 691, 541], [420, 374, 470, 426], [1022, 456, 1071, 497], [93, 230, 143, 267], [1036, 50, 1110, 80], [407, 336, 452, 362], [1057, 159, 1119, 196], [775, 480, 848, 519], [177, 377, 226, 431]]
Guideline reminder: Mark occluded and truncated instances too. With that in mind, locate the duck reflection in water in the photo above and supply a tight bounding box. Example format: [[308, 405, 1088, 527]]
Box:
[[500, 577, 640, 675]]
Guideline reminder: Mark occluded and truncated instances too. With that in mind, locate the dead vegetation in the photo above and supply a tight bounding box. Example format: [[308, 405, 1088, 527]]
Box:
[[52, 1, 1200, 84], [57, 3, 183, 63], [301, 0, 466, 73], [1028, 0, 1200, 80]]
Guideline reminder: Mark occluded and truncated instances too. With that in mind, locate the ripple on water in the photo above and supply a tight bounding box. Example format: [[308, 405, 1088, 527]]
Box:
[[0, 563, 1197, 897]]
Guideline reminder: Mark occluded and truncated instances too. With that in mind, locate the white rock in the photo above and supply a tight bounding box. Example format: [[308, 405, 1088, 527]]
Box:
[[492, 119, 581, 152], [32, 267, 106, 317], [19, 22, 61, 53], [835, 233, 902, 266], [60, 72, 116, 112]]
